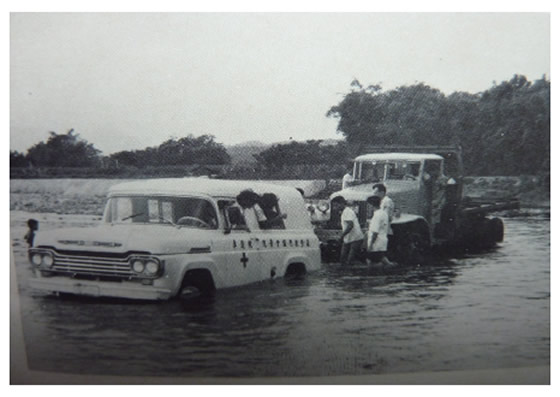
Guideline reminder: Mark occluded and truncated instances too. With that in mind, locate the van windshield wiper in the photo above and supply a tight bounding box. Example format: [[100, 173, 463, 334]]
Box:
[[119, 212, 145, 222], [158, 216, 178, 227]]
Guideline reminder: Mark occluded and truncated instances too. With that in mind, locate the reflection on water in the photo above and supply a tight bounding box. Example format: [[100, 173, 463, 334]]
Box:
[[12, 214, 550, 378]]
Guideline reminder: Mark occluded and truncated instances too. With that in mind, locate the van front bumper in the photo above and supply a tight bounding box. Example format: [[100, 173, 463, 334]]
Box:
[[29, 276, 174, 301]]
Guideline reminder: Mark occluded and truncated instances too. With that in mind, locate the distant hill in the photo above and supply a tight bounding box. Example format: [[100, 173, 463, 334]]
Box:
[[225, 138, 344, 166], [226, 141, 270, 165]]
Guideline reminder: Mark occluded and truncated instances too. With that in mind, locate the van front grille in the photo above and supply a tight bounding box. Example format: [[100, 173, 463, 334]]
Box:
[[51, 251, 135, 278]]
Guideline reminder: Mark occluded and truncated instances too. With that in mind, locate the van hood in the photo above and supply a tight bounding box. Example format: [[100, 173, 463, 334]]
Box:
[[33, 223, 215, 255]]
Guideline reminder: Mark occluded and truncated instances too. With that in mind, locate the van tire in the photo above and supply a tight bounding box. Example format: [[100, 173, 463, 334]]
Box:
[[179, 269, 215, 300], [285, 263, 306, 280], [489, 217, 504, 243], [179, 286, 201, 300]]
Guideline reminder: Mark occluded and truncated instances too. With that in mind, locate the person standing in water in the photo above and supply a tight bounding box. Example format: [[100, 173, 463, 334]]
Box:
[[366, 195, 395, 269], [332, 196, 364, 266]]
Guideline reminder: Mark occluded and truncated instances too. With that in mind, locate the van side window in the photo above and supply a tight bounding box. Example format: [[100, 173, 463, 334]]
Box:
[[220, 200, 248, 230], [260, 193, 286, 229], [229, 207, 247, 229]]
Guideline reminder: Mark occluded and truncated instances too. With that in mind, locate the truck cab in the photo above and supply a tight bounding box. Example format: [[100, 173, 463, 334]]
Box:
[[315, 146, 511, 264], [335, 152, 455, 231], [27, 178, 321, 300]]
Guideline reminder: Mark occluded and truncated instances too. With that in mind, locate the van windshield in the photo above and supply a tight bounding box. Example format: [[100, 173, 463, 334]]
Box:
[[105, 196, 218, 229]]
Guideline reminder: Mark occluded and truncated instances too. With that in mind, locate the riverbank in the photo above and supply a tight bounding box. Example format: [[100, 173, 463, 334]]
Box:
[[462, 176, 549, 208], [9, 176, 549, 215], [9, 178, 327, 215]]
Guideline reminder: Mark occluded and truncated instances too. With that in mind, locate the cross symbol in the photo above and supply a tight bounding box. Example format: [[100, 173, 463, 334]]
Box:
[[240, 252, 249, 268]]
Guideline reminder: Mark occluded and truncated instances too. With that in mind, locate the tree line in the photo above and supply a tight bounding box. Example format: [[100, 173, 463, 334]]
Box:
[[11, 132, 231, 168], [327, 75, 549, 176], [10, 74, 549, 177]]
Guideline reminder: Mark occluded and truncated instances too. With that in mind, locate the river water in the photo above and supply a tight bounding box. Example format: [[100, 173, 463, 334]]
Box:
[[10, 211, 550, 380]]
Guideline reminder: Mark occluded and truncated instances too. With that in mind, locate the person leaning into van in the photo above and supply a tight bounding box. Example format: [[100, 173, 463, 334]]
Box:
[[236, 190, 287, 231], [259, 193, 288, 229], [332, 196, 364, 266], [366, 195, 396, 269]]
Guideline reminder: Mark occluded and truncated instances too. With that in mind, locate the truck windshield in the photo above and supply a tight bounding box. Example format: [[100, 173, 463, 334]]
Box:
[[358, 161, 420, 181], [105, 196, 218, 229]]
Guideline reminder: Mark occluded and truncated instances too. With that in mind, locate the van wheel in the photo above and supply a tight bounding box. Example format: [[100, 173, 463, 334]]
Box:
[[489, 217, 504, 243], [180, 286, 201, 300], [179, 269, 215, 302], [285, 263, 306, 280]]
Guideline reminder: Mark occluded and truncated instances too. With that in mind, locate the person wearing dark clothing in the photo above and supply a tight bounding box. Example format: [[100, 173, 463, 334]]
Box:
[[24, 219, 39, 247], [236, 190, 287, 230]]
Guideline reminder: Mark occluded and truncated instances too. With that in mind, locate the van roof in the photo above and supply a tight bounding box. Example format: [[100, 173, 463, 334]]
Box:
[[108, 178, 302, 198], [354, 153, 444, 162], [108, 178, 312, 230]]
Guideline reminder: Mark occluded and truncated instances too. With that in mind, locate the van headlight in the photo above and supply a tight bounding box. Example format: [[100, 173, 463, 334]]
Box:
[[129, 256, 162, 278], [132, 260, 145, 273], [43, 254, 54, 267], [145, 260, 160, 276], [31, 253, 43, 266], [29, 249, 55, 268]]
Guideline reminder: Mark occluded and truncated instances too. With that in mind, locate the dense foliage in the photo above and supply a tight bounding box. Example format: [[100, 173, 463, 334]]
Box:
[[23, 129, 101, 167], [109, 134, 230, 167], [327, 75, 550, 176], [254, 140, 350, 169], [10, 150, 28, 167]]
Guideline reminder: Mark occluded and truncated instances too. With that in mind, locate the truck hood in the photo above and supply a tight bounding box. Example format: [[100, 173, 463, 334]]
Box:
[[33, 224, 216, 255], [330, 181, 416, 201]]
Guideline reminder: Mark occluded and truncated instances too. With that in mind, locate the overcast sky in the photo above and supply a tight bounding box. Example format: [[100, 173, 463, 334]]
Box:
[[10, 13, 550, 155]]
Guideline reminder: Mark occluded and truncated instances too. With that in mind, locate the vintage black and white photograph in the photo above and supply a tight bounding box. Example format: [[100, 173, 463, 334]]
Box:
[[9, 12, 550, 384]]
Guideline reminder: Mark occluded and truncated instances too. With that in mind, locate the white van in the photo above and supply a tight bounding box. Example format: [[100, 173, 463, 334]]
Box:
[[27, 178, 321, 300]]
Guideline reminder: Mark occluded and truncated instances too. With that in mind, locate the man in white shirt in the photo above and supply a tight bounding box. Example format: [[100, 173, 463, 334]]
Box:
[[372, 183, 395, 252], [372, 183, 394, 223], [332, 196, 364, 266], [366, 195, 395, 268], [342, 166, 354, 189]]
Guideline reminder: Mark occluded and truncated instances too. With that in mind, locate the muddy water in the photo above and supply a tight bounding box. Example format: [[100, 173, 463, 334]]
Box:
[[10, 211, 550, 379]]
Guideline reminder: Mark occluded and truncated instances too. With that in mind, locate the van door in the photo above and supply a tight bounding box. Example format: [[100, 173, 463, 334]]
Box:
[[222, 205, 266, 286]]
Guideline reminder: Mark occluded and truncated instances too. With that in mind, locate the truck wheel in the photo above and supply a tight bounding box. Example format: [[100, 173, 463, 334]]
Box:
[[321, 240, 341, 263], [393, 225, 429, 266], [405, 231, 429, 266]]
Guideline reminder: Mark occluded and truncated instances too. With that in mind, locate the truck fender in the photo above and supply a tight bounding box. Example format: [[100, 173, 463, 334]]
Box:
[[391, 213, 427, 225]]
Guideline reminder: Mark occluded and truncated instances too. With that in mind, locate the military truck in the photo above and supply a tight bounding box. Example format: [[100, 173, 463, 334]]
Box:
[[313, 146, 520, 264]]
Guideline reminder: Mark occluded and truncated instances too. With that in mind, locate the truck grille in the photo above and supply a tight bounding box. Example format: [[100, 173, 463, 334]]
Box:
[[50, 251, 138, 278]]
